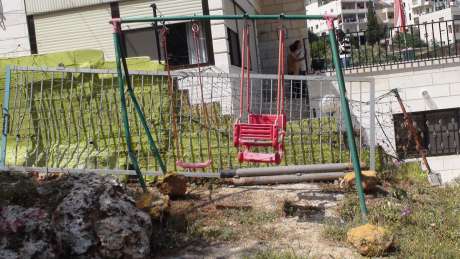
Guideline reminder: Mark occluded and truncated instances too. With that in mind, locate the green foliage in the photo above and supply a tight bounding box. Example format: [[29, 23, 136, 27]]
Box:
[[366, 1, 384, 45], [392, 31, 427, 48], [323, 165, 460, 258]]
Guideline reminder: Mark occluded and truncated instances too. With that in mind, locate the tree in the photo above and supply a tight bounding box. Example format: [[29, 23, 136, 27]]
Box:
[[366, 0, 384, 45]]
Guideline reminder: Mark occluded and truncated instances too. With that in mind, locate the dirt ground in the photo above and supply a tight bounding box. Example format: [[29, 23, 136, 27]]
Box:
[[156, 183, 363, 259]]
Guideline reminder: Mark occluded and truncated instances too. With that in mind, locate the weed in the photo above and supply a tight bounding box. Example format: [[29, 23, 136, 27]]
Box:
[[322, 168, 460, 258], [246, 248, 307, 259]]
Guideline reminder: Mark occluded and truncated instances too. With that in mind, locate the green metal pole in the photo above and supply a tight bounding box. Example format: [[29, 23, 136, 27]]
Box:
[[327, 20, 368, 219], [118, 30, 167, 175], [112, 23, 148, 192]]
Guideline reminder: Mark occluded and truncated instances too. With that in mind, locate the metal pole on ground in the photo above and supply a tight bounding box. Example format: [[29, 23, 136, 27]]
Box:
[[326, 17, 368, 220]]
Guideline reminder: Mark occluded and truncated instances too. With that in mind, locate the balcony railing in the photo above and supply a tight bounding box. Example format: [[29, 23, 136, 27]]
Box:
[[308, 19, 460, 72]]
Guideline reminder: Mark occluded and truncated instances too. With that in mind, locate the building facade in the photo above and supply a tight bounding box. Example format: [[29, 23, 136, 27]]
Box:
[[306, 0, 371, 35], [0, 0, 31, 57]]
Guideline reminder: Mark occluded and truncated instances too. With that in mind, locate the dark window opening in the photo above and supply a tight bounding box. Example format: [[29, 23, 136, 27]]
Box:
[[123, 27, 160, 60], [110, 2, 120, 18], [26, 15, 37, 54], [164, 22, 209, 67], [394, 108, 460, 159], [228, 28, 241, 67]]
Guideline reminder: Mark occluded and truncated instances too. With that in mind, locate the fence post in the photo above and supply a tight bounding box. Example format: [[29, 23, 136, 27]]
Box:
[[326, 17, 368, 220], [0, 65, 11, 169], [370, 79, 376, 171]]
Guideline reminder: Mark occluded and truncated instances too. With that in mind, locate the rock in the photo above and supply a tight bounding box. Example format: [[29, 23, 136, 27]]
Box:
[[347, 223, 393, 257], [0, 173, 157, 258], [52, 174, 153, 258], [0, 206, 56, 259], [136, 189, 170, 219], [159, 173, 187, 198], [341, 170, 378, 192]]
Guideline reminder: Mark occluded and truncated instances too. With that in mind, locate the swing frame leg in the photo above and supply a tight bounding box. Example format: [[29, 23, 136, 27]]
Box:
[[112, 19, 167, 191]]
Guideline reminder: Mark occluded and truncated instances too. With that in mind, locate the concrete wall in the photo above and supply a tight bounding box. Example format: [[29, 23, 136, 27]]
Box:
[[0, 0, 30, 57], [344, 58, 460, 183], [257, 0, 309, 74]]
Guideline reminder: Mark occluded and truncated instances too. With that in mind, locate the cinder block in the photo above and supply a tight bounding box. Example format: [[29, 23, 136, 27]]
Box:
[[432, 70, 460, 84], [207, 0, 222, 10], [449, 82, 460, 95], [210, 24, 226, 39], [404, 84, 450, 100]]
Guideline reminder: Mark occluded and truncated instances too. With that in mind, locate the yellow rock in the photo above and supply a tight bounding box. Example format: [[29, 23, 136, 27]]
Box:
[[136, 189, 169, 219], [347, 223, 393, 257], [342, 170, 378, 192]]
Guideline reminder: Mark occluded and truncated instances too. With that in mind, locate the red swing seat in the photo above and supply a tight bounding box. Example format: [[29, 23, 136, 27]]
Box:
[[234, 114, 286, 164], [176, 159, 212, 169], [162, 24, 213, 170], [233, 25, 286, 165]]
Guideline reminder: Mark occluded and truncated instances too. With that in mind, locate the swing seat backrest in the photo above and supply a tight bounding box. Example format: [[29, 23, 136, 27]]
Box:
[[233, 114, 286, 148], [249, 114, 286, 130]]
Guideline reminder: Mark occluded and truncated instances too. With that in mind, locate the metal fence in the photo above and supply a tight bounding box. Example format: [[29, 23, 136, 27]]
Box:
[[0, 66, 375, 174], [310, 19, 460, 72]]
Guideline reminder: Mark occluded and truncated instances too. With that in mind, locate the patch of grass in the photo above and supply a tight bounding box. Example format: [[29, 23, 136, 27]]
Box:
[[187, 208, 280, 243], [246, 249, 307, 259], [322, 166, 460, 258]]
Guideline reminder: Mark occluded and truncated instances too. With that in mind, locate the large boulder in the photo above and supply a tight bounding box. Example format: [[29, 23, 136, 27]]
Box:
[[0, 173, 155, 259], [347, 223, 393, 257], [341, 170, 378, 192], [52, 174, 153, 258]]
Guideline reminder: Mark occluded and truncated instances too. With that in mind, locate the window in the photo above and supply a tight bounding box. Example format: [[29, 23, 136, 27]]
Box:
[[409, 13, 412, 20], [163, 22, 209, 67], [388, 12, 394, 19], [439, 17, 444, 21], [448, 25, 452, 33], [26, 15, 37, 54], [123, 27, 160, 60], [227, 28, 241, 67], [393, 108, 460, 159], [110, 2, 120, 18], [455, 24, 460, 33]]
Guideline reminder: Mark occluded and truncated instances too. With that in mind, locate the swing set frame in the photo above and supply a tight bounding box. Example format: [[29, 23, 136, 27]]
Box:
[[110, 13, 369, 219]]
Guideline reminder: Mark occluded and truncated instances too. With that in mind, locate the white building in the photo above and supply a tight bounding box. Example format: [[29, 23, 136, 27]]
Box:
[[0, 0, 31, 57], [306, 0, 371, 35], [401, 0, 460, 44], [375, 0, 394, 26]]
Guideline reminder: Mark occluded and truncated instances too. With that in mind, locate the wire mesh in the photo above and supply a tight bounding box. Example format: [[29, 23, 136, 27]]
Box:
[[2, 66, 375, 172]]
